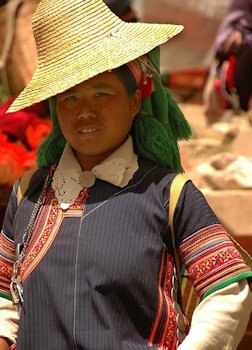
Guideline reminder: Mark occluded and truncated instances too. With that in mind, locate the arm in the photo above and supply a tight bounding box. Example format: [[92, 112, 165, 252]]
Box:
[[0, 297, 19, 347], [178, 280, 252, 350], [0, 183, 20, 347], [173, 181, 252, 349]]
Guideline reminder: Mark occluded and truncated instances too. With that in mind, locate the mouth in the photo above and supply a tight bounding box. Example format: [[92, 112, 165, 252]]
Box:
[[78, 128, 100, 135]]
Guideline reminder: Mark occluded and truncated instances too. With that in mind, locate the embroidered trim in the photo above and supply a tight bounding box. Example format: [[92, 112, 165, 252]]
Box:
[[148, 250, 165, 346], [20, 188, 88, 283], [148, 250, 178, 349], [179, 224, 251, 297], [0, 232, 15, 297], [160, 252, 178, 350]]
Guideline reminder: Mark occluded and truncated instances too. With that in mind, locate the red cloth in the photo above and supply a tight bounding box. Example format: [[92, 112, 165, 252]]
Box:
[[0, 96, 52, 186], [0, 96, 51, 148]]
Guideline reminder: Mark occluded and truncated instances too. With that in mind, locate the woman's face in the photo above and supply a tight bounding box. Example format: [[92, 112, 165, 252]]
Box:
[[56, 71, 141, 170]]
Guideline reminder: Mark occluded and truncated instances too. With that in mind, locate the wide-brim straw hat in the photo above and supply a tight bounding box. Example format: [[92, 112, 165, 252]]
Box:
[[8, 0, 183, 113]]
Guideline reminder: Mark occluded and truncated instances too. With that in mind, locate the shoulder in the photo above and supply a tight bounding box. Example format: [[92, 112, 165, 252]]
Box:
[[17, 167, 49, 205], [133, 157, 182, 207], [137, 157, 177, 183]]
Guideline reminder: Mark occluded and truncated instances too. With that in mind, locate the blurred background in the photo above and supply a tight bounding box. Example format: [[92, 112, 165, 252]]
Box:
[[133, 0, 231, 71], [0, 1, 252, 346]]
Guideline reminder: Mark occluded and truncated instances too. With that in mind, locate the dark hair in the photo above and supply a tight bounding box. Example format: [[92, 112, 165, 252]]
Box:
[[113, 65, 138, 95]]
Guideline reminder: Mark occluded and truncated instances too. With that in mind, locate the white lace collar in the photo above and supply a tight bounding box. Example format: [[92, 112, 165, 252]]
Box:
[[52, 136, 138, 209]]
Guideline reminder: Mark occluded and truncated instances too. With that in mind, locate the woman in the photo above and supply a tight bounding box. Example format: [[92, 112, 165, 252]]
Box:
[[204, 0, 252, 123], [0, 0, 252, 349]]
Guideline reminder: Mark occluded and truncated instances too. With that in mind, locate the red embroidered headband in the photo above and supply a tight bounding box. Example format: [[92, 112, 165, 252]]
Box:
[[127, 58, 154, 100]]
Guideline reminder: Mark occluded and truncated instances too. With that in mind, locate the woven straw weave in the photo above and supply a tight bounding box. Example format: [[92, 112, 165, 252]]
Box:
[[8, 0, 183, 112]]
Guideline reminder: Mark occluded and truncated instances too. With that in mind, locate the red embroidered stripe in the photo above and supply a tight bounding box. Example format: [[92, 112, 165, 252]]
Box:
[[179, 224, 251, 297], [148, 251, 165, 346], [20, 188, 85, 283], [0, 231, 15, 297], [148, 250, 178, 349]]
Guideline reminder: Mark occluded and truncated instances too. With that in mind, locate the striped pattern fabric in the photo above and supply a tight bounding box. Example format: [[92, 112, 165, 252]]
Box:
[[3, 161, 180, 349], [179, 224, 252, 298], [1, 160, 252, 349]]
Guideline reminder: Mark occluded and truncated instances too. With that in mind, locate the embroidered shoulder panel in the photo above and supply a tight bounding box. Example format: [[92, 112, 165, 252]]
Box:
[[179, 224, 251, 297], [20, 187, 86, 283]]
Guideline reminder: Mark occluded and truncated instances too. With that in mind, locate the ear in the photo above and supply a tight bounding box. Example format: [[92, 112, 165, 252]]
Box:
[[131, 89, 141, 119]]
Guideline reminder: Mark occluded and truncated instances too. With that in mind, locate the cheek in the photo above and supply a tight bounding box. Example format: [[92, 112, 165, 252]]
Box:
[[58, 117, 74, 142], [57, 106, 71, 129]]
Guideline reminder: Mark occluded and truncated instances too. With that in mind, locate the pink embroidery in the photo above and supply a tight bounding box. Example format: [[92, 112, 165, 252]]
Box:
[[161, 255, 178, 350], [179, 224, 251, 297], [148, 250, 178, 349], [0, 232, 15, 295], [20, 187, 89, 282]]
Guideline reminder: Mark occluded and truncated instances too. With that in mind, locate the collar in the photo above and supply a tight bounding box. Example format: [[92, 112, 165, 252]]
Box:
[[51, 136, 138, 209]]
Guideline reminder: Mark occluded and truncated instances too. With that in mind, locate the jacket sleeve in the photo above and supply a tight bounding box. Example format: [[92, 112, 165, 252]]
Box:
[[178, 280, 252, 350], [0, 297, 19, 345], [0, 182, 20, 345]]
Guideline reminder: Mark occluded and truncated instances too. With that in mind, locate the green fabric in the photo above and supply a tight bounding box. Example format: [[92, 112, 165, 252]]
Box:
[[202, 271, 252, 299], [143, 46, 191, 142], [132, 115, 182, 170], [36, 97, 66, 167], [0, 290, 12, 301], [37, 46, 192, 171], [133, 47, 191, 171]]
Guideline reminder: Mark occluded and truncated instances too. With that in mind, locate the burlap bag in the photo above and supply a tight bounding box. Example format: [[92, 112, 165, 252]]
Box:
[[0, 0, 39, 95]]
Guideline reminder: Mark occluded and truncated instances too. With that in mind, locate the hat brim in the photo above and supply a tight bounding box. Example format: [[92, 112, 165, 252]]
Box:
[[8, 21, 183, 113]]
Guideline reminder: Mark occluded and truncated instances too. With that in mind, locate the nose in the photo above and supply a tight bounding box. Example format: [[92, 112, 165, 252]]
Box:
[[75, 92, 97, 121], [78, 114, 95, 120], [77, 97, 96, 120]]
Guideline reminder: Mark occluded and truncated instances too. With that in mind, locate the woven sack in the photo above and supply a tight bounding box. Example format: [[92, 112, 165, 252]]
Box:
[[0, 0, 39, 95]]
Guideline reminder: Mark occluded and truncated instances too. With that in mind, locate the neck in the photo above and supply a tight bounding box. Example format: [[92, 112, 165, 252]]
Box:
[[75, 152, 111, 171]]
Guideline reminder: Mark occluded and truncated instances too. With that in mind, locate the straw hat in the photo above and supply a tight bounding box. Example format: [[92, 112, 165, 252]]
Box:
[[8, 0, 183, 113]]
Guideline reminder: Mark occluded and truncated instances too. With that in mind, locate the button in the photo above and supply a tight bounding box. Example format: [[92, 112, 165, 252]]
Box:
[[172, 275, 178, 293], [177, 329, 186, 343], [173, 266, 178, 278], [60, 202, 70, 210], [176, 312, 186, 332], [173, 301, 182, 315], [171, 287, 177, 302], [79, 171, 96, 188]]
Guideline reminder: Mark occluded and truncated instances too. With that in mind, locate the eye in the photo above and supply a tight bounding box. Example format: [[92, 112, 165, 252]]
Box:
[[95, 92, 109, 97], [65, 95, 77, 101]]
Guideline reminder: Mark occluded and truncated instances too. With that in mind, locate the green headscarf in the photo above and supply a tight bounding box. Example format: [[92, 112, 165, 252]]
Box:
[[132, 47, 191, 172], [37, 47, 191, 171]]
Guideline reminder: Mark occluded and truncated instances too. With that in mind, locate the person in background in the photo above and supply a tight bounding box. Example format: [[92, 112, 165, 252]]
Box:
[[0, 0, 252, 349], [203, 0, 252, 124]]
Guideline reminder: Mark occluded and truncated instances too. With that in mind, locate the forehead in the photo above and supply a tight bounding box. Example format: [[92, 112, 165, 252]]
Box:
[[61, 71, 124, 93]]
